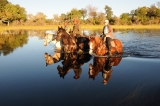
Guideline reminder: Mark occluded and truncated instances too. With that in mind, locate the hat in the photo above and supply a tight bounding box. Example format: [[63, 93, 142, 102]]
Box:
[[104, 20, 109, 24]]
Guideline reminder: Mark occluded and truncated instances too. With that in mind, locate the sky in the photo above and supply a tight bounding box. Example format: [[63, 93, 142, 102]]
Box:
[[8, 0, 159, 18]]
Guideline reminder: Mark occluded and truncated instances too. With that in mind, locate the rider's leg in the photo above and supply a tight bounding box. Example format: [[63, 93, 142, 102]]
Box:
[[106, 37, 112, 55]]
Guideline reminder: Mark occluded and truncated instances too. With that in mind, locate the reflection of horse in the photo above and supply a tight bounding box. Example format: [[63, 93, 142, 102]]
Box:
[[57, 52, 92, 79], [57, 26, 77, 53], [88, 36, 123, 56], [89, 57, 122, 84], [44, 52, 64, 66], [44, 33, 62, 50]]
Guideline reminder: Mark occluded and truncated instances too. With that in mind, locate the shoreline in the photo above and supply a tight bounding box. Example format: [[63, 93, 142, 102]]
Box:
[[1, 25, 160, 30]]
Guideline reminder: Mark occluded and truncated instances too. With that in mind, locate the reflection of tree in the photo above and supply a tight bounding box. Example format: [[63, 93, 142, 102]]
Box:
[[0, 30, 28, 56]]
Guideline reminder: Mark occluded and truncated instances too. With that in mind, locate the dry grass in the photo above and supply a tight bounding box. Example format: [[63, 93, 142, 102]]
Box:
[[1, 25, 160, 31]]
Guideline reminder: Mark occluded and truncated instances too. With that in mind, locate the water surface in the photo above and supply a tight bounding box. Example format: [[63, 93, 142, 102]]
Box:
[[0, 29, 160, 106]]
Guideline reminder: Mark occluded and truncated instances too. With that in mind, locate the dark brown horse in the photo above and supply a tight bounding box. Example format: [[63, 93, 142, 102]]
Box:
[[57, 26, 77, 53], [88, 36, 123, 56]]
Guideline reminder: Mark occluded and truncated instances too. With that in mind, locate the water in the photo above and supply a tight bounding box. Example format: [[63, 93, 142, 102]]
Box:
[[0, 29, 160, 106]]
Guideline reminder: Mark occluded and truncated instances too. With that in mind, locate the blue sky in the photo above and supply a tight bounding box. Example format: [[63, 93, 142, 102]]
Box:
[[8, 0, 159, 18]]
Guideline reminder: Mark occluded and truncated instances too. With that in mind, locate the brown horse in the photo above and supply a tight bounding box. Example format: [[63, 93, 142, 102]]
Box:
[[56, 26, 77, 53], [89, 57, 122, 84], [88, 36, 123, 56]]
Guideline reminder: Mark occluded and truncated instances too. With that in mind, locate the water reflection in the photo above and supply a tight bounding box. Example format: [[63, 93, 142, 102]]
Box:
[[44, 52, 63, 66], [0, 31, 28, 56], [89, 57, 122, 85], [44, 51, 122, 83], [44, 52, 92, 79]]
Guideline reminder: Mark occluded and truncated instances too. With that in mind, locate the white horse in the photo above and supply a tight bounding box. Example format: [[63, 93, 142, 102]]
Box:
[[44, 31, 62, 50]]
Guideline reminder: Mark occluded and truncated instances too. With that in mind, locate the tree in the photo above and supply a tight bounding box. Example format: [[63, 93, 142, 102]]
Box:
[[147, 5, 157, 18], [135, 6, 149, 24], [0, 0, 8, 19], [3, 3, 27, 25], [79, 8, 87, 20], [0, 0, 8, 11], [34, 12, 46, 25], [104, 5, 113, 20], [120, 13, 131, 25], [86, 5, 98, 24]]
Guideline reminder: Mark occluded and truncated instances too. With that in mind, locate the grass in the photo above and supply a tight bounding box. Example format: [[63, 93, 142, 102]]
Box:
[[1, 25, 160, 31]]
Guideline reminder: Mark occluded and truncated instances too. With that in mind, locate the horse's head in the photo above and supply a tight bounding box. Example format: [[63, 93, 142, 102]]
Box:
[[57, 26, 68, 38], [88, 36, 107, 56], [44, 53, 54, 66], [88, 36, 96, 55]]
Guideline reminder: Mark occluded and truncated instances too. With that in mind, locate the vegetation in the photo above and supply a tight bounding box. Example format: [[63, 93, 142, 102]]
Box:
[[1, 0, 160, 27]]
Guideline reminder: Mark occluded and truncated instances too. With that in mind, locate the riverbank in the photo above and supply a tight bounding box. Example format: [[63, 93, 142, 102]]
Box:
[[1, 25, 160, 31]]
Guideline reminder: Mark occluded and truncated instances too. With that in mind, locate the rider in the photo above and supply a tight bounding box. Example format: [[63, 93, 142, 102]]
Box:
[[101, 19, 114, 55], [72, 18, 82, 37], [64, 20, 70, 34]]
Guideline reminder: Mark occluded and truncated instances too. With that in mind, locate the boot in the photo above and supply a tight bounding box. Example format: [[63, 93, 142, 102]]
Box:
[[108, 46, 112, 56], [109, 51, 112, 56]]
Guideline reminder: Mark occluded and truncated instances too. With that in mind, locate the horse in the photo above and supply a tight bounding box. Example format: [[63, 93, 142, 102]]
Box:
[[44, 52, 64, 66], [44, 32, 62, 50], [56, 26, 77, 53], [88, 36, 123, 56], [76, 36, 90, 52], [57, 52, 92, 79], [89, 57, 122, 84]]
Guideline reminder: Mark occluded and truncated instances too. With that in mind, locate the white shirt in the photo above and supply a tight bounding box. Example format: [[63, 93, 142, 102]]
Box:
[[103, 25, 108, 35]]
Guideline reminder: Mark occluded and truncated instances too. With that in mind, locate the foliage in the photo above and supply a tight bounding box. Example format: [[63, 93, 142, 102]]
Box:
[[1, 1, 160, 26]]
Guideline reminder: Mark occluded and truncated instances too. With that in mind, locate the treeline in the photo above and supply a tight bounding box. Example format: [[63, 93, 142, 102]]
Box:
[[1, 0, 160, 26]]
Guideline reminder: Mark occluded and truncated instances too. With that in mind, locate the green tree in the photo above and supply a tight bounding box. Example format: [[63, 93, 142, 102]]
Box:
[[147, 5, 157, 18], [0, 0, 8, 19], [70, 8, 83, 19], [104, 5, 113, 20], [120, 13, 131, 25], [3, 3, 27, 25], [135, 6, 149, 24]]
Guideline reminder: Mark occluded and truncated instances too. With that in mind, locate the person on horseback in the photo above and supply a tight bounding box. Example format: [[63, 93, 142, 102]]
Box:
[[64, 20, 70, 34], [101, 19, 114, 55], [72, 18, 82, 37]]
